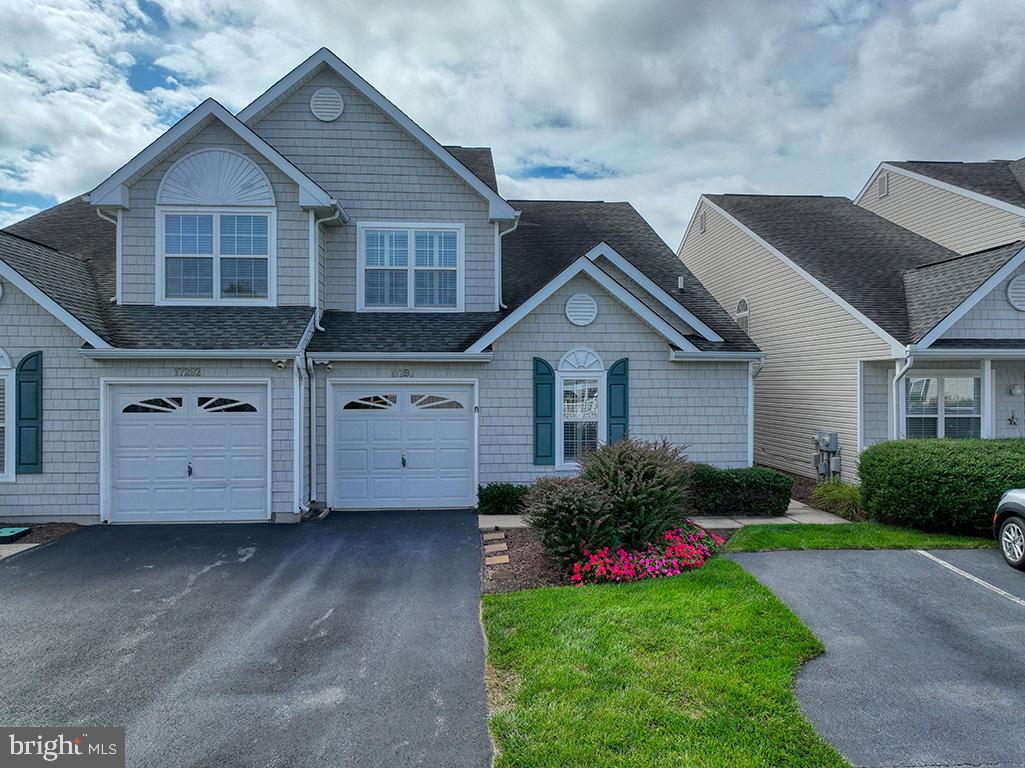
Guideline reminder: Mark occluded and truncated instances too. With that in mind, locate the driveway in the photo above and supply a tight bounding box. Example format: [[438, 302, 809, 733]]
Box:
[[732, 548, 1025, 768], [0, 510, 490, 768]]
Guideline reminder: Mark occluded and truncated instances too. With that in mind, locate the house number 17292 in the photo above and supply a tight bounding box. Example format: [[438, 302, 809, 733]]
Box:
[[174, 368, 202, 377]]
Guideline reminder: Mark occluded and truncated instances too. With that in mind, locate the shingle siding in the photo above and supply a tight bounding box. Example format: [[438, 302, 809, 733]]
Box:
[[121, 121, 310, 306], [994, 361, 1025, 439], [679, 204, 893, 483], [942, 262, 1025, 339], [859, 169, 1025, 255], [862, 360, 893, 449], [0, 283, 297, 521], [310, 274, 749, 500], [250, 68, 497, 312]]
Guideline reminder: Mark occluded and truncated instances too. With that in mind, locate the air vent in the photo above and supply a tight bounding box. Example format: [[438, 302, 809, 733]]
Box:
[[1007, 275, 1025, 311], [565, 293, 598, 326], [310, 88, 344, 122]]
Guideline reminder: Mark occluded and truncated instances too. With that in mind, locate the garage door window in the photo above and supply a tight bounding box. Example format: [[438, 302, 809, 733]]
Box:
[[122, 397, 183, 414], [198, 396, 258, 413], [411, 394, 463, 410], [343, 394, 397, 410]]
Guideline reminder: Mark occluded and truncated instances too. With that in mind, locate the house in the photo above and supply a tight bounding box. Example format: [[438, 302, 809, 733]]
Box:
[[678, 159, 1025, 484], [0, 48, 759, 524]]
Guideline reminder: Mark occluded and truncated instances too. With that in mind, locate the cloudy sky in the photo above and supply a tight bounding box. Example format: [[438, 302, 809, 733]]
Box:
[[2, 0, 1025, 243]]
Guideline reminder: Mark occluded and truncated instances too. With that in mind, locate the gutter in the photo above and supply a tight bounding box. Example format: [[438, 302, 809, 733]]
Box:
[[311, 201, 349, 332], [668, 350, 765, 362], [905, 346, 1025, 360], [892, 349, 916, 439], [80, 348, 302, 360], [308, 352, 494, 363], [495, 213, 521, 310]]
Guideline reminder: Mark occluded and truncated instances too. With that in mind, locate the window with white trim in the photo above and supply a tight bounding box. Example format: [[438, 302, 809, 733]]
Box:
[[735, 297, 749, 333], [0, 348, 13, 482], [904, 374, 981, 438], [357, 223, 464, 310], [557, 348, 606, 465], [159, 210, 273, 303]]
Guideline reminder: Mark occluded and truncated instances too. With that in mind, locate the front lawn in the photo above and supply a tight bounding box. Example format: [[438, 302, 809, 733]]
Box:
[[482, 557, 847, 767], [724, 523, 996, 553]]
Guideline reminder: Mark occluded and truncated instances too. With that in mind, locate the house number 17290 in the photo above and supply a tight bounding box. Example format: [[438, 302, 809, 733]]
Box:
[[174, 368, 202, 377]]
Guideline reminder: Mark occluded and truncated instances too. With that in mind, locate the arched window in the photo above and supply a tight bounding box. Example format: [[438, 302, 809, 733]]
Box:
[[735, 297, 750, 333], [0, 347, 14, 482], [557, 348, 605, 464]]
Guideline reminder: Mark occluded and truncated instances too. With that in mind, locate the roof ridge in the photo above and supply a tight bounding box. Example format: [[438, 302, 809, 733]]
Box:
[[912, 240, 1025, 270]]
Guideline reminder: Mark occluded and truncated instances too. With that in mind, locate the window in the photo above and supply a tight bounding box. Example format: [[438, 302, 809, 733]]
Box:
[[698, 209, 707, 234], [357, 223, 463, 310], [557, 348, 606, 465], [0, 348, 13, 483], [159, 211, 273, 303], [904, 374, 981, 438], [735, 297, 750, 333], [878, 172, 889, 198]]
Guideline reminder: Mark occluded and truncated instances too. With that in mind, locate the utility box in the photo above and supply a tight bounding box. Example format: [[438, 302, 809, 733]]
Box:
[[812, 432, 842, 480]]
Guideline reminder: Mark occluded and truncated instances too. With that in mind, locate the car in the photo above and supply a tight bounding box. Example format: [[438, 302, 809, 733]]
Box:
[[994, 490, 1025, 570]]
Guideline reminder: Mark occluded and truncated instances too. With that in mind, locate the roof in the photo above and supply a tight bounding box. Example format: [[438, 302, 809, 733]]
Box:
[[705, 194, 958, 344], [903, 241, 1025, 341], [309, 311, 504, 353], [444, 147, 499, 194], [888, 160, 1025, 209]]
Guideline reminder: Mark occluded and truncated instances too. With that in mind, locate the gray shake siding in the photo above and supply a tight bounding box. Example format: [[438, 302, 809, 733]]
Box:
[[861, 360, 893, 449], [942, 262, 1025, 339], [994, 361, 1025, 439], [121, 121, 311, 306], [249, 68, 497, 312], [0, 284, 297, 521], [310, 274, 750, 501]]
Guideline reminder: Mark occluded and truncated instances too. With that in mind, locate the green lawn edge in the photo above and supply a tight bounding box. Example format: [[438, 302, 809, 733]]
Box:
[[723, 522, 996, 553], [481, 558, 849, 767]]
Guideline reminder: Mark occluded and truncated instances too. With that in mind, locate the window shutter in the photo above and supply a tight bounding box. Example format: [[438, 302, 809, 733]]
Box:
[[607, 358, 628, 443], [533, 357, 555, 465], [16, 351, 42, 474]]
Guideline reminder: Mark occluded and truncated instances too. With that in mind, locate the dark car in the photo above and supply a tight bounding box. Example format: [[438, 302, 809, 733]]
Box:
[[995, 490, 1025, 570]]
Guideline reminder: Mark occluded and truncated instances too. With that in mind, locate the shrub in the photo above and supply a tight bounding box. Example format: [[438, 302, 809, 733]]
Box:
[[859, 439, 1025, 533], [525, 438, 691, 563], [571, 525, 723, 585], [687, 464, 793, 517], [478, 482, 529, 516], [809, 479, 864, 521]]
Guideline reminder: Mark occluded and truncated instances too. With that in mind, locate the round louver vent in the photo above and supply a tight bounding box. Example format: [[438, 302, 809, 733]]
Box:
[[1008, 275, 1025, 311], [310, 88, 344, 121], [565, 293, 598, 326]]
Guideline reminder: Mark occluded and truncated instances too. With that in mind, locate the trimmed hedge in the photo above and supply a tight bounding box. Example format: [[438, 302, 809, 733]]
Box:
[[478, 482, 530, 516], [859, 439, 1025, 533], [688, 464, 793, 517]]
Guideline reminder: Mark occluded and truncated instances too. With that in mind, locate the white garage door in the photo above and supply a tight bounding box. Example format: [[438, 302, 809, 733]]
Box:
[[330, 384, 475, 510], [109, 383, 269, 523]]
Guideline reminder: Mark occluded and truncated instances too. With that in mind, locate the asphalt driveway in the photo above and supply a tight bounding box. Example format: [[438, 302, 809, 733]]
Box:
[[732, 547, 1025, 768], [0, 510, 490, 768]]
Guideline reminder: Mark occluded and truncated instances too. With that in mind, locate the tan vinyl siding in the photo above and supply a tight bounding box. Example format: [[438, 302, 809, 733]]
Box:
[[679, 203, 893, 482], [251, 68, 497, 312], [942, 262, 1025, 339], [858, 168, 1025, 254]]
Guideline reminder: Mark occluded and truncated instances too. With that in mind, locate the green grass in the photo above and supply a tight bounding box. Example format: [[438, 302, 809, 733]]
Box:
[[724, 522, 996, 553], [481, 558, 847, 767]]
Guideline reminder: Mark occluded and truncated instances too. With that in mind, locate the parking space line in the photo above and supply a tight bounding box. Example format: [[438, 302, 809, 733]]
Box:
[[915, 550, 1025, 608]]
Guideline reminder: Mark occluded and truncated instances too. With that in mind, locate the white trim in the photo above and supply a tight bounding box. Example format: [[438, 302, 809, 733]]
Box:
[[700, 196, 905, 356], [747, 361, 755, 467], [0, 260, 111, 348], [98, 377, 274, 523], [88, 99, 333, 209], [466, 257, 700, 353], [856, 162, 1025, 218], [554, 369, 607, 471], [982, 359, 994, 438], [115, 209, 123, 304], [856, 360, 864, 454], [355, 221, 465, 312], [293, 357, 306, 513], [235, 49, 517, 221], [583, 241, 723, 341], [308, 211, 317, 308], [898, 368, 984, 439], [80, 348, 300, 360], [155, 206, 277, 306], [910, 347, 1025, 360], [494, 222, 501, 311], [325, 378, 479, 510], [916, 244, 1025, 347], [309, 352, 493, 363], [669, 350, 764, 362], [0, 351, 14, 483], [156, 148, 277, 208]]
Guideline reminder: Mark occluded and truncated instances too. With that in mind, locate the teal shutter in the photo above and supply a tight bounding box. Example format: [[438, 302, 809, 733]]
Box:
[[607, 358, 628, 443], [533, 357, 555, 465], [16, 351, 42, 474]]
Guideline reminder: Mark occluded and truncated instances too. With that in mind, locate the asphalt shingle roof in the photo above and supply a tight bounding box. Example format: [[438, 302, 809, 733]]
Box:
[[309, 311, 505, 353], [705, 195, 958, 343], [890, 160, 1025, 209], [444, 146, 499, 194]]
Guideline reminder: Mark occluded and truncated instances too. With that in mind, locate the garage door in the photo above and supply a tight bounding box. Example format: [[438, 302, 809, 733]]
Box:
[[330, 384, 475, 509], [109, 383, 269, 523]]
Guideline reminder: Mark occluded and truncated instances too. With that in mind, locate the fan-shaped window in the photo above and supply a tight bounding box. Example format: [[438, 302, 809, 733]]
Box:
[[158, 150, 275, 207], [411, 394, 464, 410], [558, 348, 604, 372], [198, 396, 258, 413], [735, 298, 750, 333], [0, 348, 13, 482], [123, 397, 183, 414], [343, 394, 397, 410]]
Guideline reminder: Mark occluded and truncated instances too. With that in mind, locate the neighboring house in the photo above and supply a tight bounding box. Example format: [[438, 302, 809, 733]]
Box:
[[679, 190, 1025, 484], [0, 48, 759, 524]]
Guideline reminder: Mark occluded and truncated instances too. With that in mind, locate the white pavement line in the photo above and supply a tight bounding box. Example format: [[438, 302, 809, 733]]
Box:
[[915, 550, 1025, 609]]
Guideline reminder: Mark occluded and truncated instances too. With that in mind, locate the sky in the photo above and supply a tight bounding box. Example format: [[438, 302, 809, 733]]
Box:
[[2, 0, 1025, 245]]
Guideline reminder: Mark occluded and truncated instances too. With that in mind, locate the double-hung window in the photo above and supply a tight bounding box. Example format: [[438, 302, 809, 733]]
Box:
[[561, 378, 600, 463], [358, 223, 463, 310], [904, 374, 982, 438], [160, 211, 273, 303]]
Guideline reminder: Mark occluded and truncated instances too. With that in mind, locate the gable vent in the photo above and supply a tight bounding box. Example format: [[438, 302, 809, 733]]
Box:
[[565, 293, 598, 326], [1007, 275, 1025, 311], [310, 88, 344, 122]]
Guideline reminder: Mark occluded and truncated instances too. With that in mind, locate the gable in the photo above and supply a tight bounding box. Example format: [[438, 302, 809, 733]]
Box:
[[942, 260, 1025, 341]]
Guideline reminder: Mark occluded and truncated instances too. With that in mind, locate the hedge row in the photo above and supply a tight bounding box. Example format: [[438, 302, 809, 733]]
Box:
[[687, 464, 794, 517]]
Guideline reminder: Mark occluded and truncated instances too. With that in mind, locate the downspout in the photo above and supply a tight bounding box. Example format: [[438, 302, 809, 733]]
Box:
[[312, 202, 348, 331], [294, 354, 311, 515], [307, 355, 317, 503], [496, 213, 521, 310], [892, 347, 915, 439]]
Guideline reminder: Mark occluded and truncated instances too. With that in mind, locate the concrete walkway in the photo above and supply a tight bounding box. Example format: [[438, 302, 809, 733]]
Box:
[[480, 501, 846, 530]]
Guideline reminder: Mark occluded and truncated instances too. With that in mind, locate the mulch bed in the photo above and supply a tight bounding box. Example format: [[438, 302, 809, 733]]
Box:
[[481, 528, 566, 594], [0, 522, 81, 545]]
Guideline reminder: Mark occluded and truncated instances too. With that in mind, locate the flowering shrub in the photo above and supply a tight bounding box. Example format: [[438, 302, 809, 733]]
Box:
[[570, 525, 723, 585]]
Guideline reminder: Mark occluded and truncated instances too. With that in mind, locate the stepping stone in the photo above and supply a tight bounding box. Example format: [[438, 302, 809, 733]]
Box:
[[482, 532, 506, 542], [484, 542, 508, 554], [485, 555, 510, 566]]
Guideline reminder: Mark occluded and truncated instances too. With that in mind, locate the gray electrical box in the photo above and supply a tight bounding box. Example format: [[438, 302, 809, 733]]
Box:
[[813, 432, 842, 480]]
